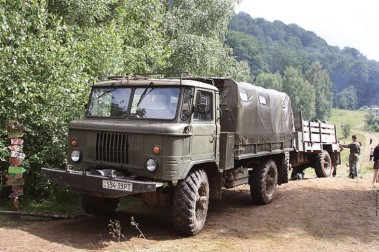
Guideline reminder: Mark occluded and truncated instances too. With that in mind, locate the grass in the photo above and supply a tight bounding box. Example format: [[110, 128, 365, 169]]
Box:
[[0, 192, 82, 212], [0, 193, 144, 225], [0, 192, 85, 224], [329, 108, 367, 140]]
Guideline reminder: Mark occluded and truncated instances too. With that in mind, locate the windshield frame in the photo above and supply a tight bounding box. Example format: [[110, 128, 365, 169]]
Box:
[[85, 86, 182, 121]]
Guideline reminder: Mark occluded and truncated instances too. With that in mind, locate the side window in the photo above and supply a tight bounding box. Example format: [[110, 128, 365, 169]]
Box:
[[194, 91, 213, 122], [258, 95, 267, 105], [180, 88, 193, 121], [258, 92, 269, 106]]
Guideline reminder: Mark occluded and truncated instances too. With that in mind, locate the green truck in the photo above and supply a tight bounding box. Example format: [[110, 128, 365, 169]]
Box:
[[41, 76, 340, 235]]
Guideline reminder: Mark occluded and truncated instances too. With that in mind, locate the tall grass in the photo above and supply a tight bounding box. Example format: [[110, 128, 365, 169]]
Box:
[[329, 109, 367, 141]]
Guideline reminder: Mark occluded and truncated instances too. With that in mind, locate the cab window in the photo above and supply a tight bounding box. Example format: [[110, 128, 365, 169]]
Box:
[[194, 91, 213, 122]]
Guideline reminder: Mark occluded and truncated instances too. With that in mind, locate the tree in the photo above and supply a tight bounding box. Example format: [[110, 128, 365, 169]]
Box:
[[305, 61, 332, 120], [0, 0, 165, 198], [334, 86, 358, 110], [364, 108, 379, 132], [0, 0, 251, 199], [347, 60, 369, 107], [47, 0, 117, 26], [226, 30, 268, 76], [227, 12, 379, 109], [0, 0, 91, 198], [165, 0, 250, 80], [342, 123, 352, 139], [282, 67, 315, 120], [255, 72, 282, 91]]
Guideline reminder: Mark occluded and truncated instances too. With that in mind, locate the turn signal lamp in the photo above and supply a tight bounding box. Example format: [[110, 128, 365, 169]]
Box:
[[70, 139, 78, 147], [153, 145, 161, 155]]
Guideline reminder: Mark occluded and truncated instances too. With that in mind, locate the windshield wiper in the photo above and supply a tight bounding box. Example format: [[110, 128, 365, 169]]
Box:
[[136, 81, 154, 107], [96, 83, 116, 100]]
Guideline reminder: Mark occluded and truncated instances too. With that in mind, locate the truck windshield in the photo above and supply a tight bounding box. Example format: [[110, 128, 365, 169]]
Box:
[[87, 88, 131, 118], [129, 87, 180, 120]]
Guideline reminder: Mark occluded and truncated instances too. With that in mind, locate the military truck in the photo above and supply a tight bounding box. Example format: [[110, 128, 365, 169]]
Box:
[[41, 76, 340, 235]]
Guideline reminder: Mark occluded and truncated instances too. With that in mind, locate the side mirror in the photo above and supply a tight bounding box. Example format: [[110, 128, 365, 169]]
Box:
[[197, 96, 209, 113]]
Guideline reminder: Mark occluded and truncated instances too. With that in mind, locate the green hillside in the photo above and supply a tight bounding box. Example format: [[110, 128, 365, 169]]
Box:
[[330, 109, 367, 140], [227, 13, 379, 108]]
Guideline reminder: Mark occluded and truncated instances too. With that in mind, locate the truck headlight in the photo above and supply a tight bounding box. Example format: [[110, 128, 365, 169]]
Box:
[[146, 158, 159, 172], [70, 150, 81, 162]]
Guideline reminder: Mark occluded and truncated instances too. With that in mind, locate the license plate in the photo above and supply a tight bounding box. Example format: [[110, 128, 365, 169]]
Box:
[[102, 180, 133, 192]]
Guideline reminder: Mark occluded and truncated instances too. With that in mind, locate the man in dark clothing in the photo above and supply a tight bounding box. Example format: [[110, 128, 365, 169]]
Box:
[[372, 143, 379, 184], [340, 135, 361, 178]]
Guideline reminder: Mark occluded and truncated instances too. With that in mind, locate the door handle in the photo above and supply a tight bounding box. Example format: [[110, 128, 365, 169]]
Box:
[[209, 136, 215, 143]]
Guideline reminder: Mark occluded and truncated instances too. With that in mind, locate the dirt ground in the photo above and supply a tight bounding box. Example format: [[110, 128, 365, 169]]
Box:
[[1, 137, 379, 251]]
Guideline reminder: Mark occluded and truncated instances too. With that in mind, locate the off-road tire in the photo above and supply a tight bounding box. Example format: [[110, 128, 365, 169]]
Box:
[[80, 194, 119, 216], [280, 152, 290, 184], [250, 159, 278, 204], [313, 150, 333, 178], [173, 169, 209, 236]]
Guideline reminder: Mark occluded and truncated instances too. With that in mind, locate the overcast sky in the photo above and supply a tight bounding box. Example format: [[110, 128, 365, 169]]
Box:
[[235, 0, 379, 61]]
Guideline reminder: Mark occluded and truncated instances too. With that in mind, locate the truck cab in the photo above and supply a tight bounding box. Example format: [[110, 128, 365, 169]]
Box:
[[66, 77, 220, 182]]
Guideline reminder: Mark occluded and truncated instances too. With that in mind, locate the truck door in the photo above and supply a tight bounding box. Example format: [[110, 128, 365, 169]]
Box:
[[191, 90, 217, 161]]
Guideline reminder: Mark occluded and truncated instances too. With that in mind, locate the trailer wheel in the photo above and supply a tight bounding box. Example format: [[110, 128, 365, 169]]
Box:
[[80, 194, 119, 216], [173, 169, 209, 236], [250, 159, 278, 204], [314, 150, 333, 177]]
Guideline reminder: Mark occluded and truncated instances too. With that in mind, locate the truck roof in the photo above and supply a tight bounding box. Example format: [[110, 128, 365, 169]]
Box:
[[93, 77, 219, 91]]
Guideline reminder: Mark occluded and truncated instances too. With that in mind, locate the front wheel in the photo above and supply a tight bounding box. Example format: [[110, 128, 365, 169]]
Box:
[[250, 159, 278, 204], [172, 169, 209, 236], [313, 150, 333, 178]]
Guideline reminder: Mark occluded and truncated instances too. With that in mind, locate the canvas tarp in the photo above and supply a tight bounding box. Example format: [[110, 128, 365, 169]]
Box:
[[216, 79, 294, 146]]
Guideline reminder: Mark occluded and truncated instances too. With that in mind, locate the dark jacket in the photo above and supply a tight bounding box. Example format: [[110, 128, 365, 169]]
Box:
[[373, 145, 379, 162], [341, 141, 361, 154]]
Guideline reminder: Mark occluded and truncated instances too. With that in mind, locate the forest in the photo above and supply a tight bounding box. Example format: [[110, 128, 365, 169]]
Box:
[[0, 0, 378, 200], [227, 12, 379, 110]]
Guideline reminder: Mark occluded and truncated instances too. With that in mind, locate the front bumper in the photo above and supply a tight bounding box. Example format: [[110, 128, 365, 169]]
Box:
[[41, 168, 164, 198]]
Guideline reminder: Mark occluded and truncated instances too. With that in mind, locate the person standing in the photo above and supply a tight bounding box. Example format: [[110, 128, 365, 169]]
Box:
[[340, 135, 361, 178], [372, 143, 379, 184]]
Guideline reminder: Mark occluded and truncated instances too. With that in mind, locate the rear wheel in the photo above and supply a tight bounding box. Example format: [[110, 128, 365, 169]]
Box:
[[250, 159, 278, 204], [172, 169, 209, 236], [80, 194, 119, 216], [313, 150, 333, 177], [279, 152, 290, 184]]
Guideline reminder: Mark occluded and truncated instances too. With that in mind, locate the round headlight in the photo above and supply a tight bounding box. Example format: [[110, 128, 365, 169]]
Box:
[[71, 150, 81, 162], [146, 158, 158, 172]]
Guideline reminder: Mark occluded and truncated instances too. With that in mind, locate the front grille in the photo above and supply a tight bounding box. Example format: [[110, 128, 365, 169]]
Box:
[[96, 132, 129, 164]]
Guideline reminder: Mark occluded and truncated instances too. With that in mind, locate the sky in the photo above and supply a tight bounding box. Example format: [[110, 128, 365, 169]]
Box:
[[235, 0, 379, 61]]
